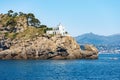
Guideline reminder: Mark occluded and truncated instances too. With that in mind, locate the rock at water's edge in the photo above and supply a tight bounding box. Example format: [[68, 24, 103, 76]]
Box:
[[0, 35, 98, 59]]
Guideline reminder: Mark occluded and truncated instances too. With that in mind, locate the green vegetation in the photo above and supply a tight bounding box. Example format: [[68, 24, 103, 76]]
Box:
[[27, 13, 40, 27], [0, 10, 53, 40], [4, 27, 48, 40], [0, 10, 41, 28], [5, 32, 18, 40], [16, 27, 45, 39]]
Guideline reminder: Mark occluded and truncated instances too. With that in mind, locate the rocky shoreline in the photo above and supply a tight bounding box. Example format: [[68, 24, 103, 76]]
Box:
[[0, 35, 98, 60], [0, 11, 98, 60]]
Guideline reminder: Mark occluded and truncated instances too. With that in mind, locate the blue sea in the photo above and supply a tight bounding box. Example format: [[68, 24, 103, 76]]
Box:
[[0, 54, 120, 80]]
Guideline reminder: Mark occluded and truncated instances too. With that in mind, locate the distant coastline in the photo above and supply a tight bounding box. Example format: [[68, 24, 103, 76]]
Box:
[[75, 33, 120, 54]]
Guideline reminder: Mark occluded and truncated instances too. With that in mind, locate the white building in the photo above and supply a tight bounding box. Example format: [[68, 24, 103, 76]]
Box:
[[46, 23, 68, 36]]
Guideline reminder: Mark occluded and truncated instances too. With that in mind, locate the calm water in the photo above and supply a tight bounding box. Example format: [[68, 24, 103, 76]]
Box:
[[0, 54, 120, 80]]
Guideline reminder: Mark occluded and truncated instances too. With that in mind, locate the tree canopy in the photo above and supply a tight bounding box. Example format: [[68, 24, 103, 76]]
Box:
[[0, 10, 49, 34]]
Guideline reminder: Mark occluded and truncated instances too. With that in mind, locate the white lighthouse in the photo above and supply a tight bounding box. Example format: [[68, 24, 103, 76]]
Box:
[[46, 23, 68, 36]]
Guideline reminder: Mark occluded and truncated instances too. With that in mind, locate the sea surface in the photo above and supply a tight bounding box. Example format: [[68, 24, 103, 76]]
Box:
[[0, 54, 120, 80]]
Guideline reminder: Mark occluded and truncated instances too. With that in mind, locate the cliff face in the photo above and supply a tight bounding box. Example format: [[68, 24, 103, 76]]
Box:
[[0, 14, 28, 33], [0, 11, 98, 60], [0, 35, 98, 60]]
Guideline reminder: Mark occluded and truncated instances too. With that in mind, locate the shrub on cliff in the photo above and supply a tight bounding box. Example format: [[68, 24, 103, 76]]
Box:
[[27, 13, 41, 27], [0, 10, 49, 40], [0, 10, 41, 30]]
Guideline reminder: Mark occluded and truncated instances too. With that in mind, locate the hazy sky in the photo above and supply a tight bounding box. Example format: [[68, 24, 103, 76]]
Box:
[[0, 0, 120, 36]]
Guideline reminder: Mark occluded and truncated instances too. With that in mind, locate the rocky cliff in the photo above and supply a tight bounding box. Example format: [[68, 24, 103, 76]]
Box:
[[0, 11, 98, 60], [0, 35, 98, 60]]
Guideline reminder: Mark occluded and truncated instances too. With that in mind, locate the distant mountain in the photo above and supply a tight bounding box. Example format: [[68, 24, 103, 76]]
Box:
[[75, 33, 120, 45]]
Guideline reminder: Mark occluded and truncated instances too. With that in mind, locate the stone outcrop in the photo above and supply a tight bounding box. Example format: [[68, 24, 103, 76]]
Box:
[[0, 35, 98, 60], [80, 45, 98, 59], [15, 16, 28, 32], [0, 11, 98, 60]]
